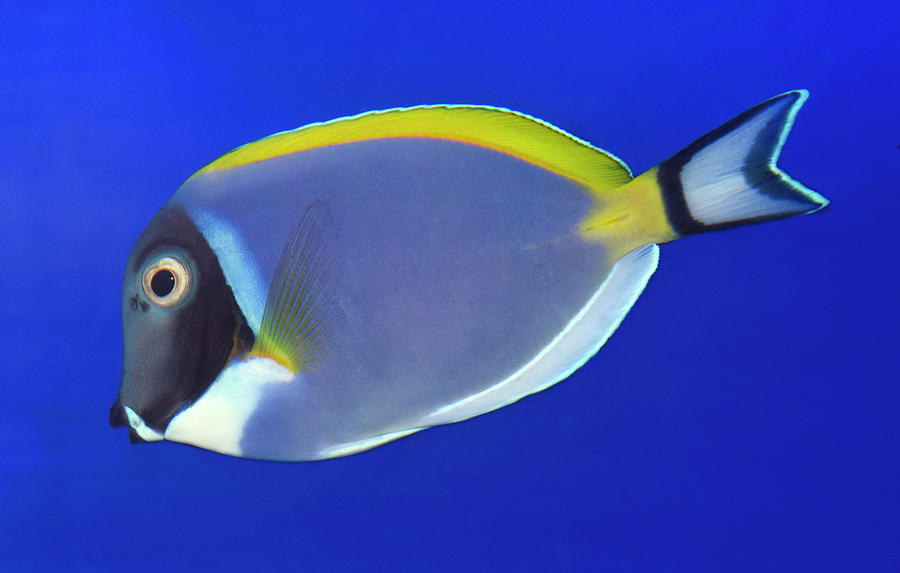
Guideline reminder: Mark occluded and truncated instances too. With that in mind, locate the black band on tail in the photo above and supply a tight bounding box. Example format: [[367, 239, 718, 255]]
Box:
[[657, 160, 702, 236]]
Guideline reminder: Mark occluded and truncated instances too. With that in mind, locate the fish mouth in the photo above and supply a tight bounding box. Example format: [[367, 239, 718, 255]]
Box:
[[109, 403, 165, 443]]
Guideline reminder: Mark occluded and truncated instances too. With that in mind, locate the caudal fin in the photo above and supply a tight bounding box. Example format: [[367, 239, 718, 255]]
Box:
[[656, 90, 828, 235]]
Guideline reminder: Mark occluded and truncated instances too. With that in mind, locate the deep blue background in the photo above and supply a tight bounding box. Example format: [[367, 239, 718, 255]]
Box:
[[2, 2, 898, 571]]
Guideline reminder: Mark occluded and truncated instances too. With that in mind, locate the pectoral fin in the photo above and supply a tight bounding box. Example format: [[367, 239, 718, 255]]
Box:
[[249, 200, 341, 373]]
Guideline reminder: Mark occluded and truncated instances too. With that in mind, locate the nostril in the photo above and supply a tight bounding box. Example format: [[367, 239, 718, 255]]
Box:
[[109, 403, 128, 428]]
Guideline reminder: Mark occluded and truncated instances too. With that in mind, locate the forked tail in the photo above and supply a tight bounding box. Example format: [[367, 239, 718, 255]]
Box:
[[579, 91, 828, 257], [655, 90, 828, 235]]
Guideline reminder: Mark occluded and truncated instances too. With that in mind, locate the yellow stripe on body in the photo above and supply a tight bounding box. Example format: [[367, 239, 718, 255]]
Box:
[[194, 105, 633, 190], [579, 167, 678, 260]]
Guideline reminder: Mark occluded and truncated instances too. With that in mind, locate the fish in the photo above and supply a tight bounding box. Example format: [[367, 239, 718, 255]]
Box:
[[109, 90, 828, 461]]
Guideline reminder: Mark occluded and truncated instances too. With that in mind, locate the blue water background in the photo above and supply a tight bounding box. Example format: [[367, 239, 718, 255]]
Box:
[[2, 2, 898, 571]]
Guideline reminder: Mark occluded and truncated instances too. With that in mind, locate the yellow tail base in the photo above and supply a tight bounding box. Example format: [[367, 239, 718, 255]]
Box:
[[579, 167, 678, 260]]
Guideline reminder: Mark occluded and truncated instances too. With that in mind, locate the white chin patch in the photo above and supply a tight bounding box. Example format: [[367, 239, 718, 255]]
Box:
[[124, 406, 164, 442], [164, 357, 295, 457]]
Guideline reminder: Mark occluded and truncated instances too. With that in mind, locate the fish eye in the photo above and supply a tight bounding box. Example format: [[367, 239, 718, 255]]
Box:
[[141, 255, 192, 308]]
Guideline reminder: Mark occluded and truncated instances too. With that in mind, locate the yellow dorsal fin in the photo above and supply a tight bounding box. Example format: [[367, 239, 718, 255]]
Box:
[[195, 106, 633, 189]]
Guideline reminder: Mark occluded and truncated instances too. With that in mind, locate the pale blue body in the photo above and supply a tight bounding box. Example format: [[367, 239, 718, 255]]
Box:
[[170, 138, 618, 459]]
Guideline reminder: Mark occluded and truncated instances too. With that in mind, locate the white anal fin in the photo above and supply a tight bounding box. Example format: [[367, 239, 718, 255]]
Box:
[[419, 244, 660, 427]]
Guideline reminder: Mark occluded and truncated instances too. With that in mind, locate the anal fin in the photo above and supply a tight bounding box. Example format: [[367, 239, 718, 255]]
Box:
[[418, 244, 660, 427]]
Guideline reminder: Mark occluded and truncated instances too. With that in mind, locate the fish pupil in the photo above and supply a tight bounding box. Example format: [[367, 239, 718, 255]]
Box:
[[151, 269, 176, 297]]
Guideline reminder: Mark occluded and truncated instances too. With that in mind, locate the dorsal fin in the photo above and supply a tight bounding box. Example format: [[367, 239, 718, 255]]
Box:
[[195, 106, 633, 190], [248, 200, 341, 373]]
